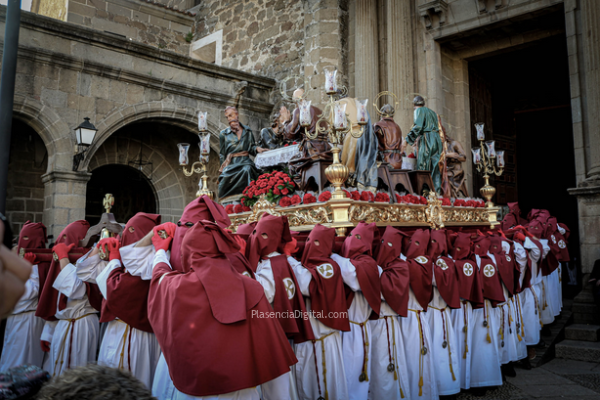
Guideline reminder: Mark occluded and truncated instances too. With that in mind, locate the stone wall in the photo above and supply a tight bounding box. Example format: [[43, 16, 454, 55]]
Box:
[[5, 120, 48, 234], [194, 0, 305, 83], [66, 0, 194, 54], [2, 8, 275, 238]]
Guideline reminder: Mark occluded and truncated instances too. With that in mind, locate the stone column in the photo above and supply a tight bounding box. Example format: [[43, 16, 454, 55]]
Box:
[[580, 0, 600, 181], [386, 0, 415, 131], [354, 0, 379, 118], [41, 171, 91, 240]]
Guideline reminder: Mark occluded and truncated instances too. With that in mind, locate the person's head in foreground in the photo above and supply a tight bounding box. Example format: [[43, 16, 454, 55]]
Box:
[[36, 364, 155, 400]]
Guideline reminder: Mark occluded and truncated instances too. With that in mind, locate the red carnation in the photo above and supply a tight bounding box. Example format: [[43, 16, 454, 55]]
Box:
[[225, 204, 234, 214], [234, 204, 243, 214], [395, 193, 402, 203], [360, 191, 374, 202], [442, 198, 451, 206], [408, 153, 416, 159], [281, 188, 289, 195], [290, 194, 301, 205], [351, 191, 361, 201], [318, 191, 332, 202], [279, 197, 292, 207], [292, 141, 298, 144], [419, 196, 427, 205], [375, 193, 390, 203], [303, 193, 317, 204], [342, 190, 351, 198], [242, 206, 251, 212], [273, 188, 281, 195]]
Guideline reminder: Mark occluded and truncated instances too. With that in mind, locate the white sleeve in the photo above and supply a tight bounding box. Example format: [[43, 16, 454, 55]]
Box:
[[331, 253, 361, 292], [255, 259, 276, 304], [513, 242, 528, 287], [501, 241, 511, 254], [41, 320, 58, 343], [52, 264, 87, 299], [121, 242, 158, 280], [540, 239, 551, 259], [524, 237, 541, 262], [19, 265, 39, 303], [75, 248, 107, 284], [558, 226, 566, 235], [96, 259, 123, 299], [152, 250, 173, 285], [290, 258, 312, 297]]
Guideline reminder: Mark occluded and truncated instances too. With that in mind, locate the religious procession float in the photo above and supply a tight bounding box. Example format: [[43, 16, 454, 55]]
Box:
[[177, 69, 505, 237]]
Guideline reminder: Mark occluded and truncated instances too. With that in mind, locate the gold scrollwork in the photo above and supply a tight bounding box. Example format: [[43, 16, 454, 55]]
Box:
[[425, 192, 445, 230], [348, 203, 427, 224], [284, 206, 332, 226]]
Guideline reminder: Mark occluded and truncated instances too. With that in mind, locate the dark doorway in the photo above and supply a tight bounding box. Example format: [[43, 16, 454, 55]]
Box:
[[468, 34, 579, 264], [86, 165, 157, 226]]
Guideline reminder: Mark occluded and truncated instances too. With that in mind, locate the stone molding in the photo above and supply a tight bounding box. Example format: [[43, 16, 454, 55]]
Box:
[[568, 185, 600, 197], [41, 170, 92, 184], [418, 0, 448, 30], [0, 7, 276, 90]]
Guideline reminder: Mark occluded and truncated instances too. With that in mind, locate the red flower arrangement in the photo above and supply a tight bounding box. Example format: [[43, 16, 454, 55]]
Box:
[[441, 198, 451, 206], [303, 192, 317, 204], [290, 194, 301, 205], [318, 191, 332, 202], [225, 204, 234, 214], [374, 192, 390, 203], [350, 191, 361, 201], [279, 197, 292, 207], [342, 190, 351, 198], [240, 170, 296, 208], [395, 193, 425, 205], [360, 191, 375, 202]]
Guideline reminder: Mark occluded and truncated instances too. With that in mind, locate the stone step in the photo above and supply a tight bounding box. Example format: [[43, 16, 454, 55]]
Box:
[[574, 288, 595, 304], [555, 340, 600, 362], [573, 312, 600, 325], [565, 324, 600, 342], [571, 302, 599, 315], [531, 310, 573, 368]]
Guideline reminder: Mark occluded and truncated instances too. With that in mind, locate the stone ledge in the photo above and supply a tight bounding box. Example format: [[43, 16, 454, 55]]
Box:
[[0, 7, 276, 90], [556, 340, 600, 362], [568, 185, 600, 196], [565, 324, 600, 342], [41, 171, 93, 184]]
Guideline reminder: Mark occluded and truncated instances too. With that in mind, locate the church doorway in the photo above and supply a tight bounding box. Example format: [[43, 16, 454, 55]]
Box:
[[468, 33, 579, 266], [85, 165, 157, 226]]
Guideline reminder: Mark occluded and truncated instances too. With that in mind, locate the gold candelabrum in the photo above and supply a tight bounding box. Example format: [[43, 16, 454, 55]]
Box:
[[178, 115, 214, 199], [472, 123, 505, 209]]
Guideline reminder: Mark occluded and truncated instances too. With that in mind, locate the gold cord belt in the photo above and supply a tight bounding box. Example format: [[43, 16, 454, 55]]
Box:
[[381, 316, 405, 398], [350, 318, 371, 383], [311, 331, 336, 400], [408, 309, 426, 396], [53, 313, 96, 376], [429, 306, 456, 381]]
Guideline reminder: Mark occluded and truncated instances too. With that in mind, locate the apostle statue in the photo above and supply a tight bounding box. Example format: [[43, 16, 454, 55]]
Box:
[[373, 104, 407, 170], [218, 106, 267, 200], [445, 134, 469, 198], [279, 88, 331, 176], [405, 96, 443, 193], [258, 112, 287, 150]]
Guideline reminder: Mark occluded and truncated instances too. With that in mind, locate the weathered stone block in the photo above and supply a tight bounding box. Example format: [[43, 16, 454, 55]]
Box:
[[40, 88, 68, 108]]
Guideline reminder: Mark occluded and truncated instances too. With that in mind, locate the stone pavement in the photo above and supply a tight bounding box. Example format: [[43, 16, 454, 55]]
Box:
[[456, 359, 600, 399]]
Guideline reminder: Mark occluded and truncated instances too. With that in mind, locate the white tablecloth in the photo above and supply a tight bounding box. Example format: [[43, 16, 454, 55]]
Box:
[[254, 144, 300, 168]]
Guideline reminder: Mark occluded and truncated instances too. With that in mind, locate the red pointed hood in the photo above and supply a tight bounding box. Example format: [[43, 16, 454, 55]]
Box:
[[428, 229, 447, 259], [17, 221, 47, 251], [171, 195, 232, 272], [376, 226, 410, 317], [121, 213, 161, 247], [405, 229, 430, 259], [246, 214, 292, 270], [450, 232, 471, 260]]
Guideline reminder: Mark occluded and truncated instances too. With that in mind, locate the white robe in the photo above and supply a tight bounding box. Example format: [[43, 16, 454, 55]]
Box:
[[331, 253, 378, 400], [451, 301, 473, 390], [254, 253, 302, 400], [549, 266, 562, 317], [41, 320, 57, 372], [0, 265, 45, 370], [49, 263, 100, 376], [368, 301, 410, 400], [469, 254, 502, 388], [519, 238, 542, 346], [511, 242, 528, 360], [426, 285, 461, 395], [139, 249, 289, 400], [537, 240, 554, 325], [291, 258, 349, 400], [93, 258, 161, 389]]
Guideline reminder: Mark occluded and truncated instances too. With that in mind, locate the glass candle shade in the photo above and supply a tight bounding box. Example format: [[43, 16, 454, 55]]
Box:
[[299, 100, 312, 127], [199, 134, 210, 157], [471, 147, 481, 165], [178, 143, 190, 166], [475, 123, 485, 141], [356, 98, 368, 125], [485, 140, 496, 158], [334, 102, 347, 130], [496, 150, 505, 168], [198, 111, 208, 131], [324, 68, 337, 93]]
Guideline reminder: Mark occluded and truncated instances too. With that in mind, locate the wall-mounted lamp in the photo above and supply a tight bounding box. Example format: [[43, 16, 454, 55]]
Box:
[[72, 117, 98, 171]]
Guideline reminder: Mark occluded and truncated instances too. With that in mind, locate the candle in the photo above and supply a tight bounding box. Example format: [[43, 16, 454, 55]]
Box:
[[299, 100, 312, 127], [334, 102, 347, 130], [199, 134, 210, 156], [325, 68, 337, 93], [356, 98, 368, 124], [471, 148, 481, 164], [198, 111, 208, 131], [178, 143, 190, 166], [496, 150, 505, 168], [485, 140, 496, 158], [475, 123, 485, 141]]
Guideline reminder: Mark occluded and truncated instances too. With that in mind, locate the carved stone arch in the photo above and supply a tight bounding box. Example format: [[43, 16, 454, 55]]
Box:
[[88, 136, 186, 223], [83, 102, 222, 170], [12, 95, 73, 172]]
